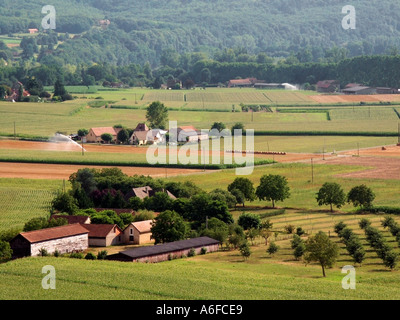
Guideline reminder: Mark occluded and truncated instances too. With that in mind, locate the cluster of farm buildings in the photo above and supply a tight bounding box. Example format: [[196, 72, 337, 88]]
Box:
[[81, 123, 209, 145], [316, 80, 399, 95], [9, 185, 220, 262]]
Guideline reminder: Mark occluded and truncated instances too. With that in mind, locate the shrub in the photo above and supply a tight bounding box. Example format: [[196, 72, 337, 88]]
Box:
[[53, 249, 61, 257], [383, 251, 399, 270], [0, 241, 12, 262], [359, 218, 371, 230], [70, 252, 84, 259], [352, 247, 366, 265], [85, 252, 97, 260], [97, 250, 108, 260], [296, 227, 305, 236], [200, 247, 207, 255], [39, 248, 49, 257], [188, 248, 196, 257], [339, 227, 354, 242], [334, 221, 347, 235], [284, 224, 295, 234], [267, 242, 279, 256], [291, 234, 303, 249], [293, 243, 306, 260], [239, 242, 251, 260]]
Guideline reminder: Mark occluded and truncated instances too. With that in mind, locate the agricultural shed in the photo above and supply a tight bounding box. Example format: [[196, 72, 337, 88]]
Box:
[[175, 126, 209, 142], [123, 220, 154, 245], [376, 87, 399, 94], [342, 86, 376, 95], [81, 224, 123, 247], [106, 237, 220, 263], [9, 224, 89, 258], [50, 214, 91, 225]]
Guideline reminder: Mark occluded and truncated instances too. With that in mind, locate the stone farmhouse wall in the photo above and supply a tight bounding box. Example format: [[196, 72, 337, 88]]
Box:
[[30, 234, 88, 256]]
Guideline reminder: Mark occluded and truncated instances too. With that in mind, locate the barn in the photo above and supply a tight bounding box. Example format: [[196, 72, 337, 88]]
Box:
[[123, 220, 154, 245], [81, 224, 123, 247], [106, 237, 220, 263], [9, 224, 89, 258]]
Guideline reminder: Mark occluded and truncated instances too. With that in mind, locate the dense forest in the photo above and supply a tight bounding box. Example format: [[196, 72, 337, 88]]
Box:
[[1, 0, 400, 66], [1, 0, 400, 89]]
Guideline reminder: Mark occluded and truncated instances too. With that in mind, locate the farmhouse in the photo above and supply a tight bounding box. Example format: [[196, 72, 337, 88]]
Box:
[[9, 224, 89, 258], [28, 28, 39, 34], [342, 86, 376, 95], [85, 127, 121, 143], [129, 123, 150, 145], [106, 236, 220, 263], [227, 78, 258, 88], [175, 126, 209, 142], [81, 224, 123, 247], [316, 80, 340, 93], [50, 214, 91, 225], [123, 220, 154, 245], [124, 186, 176, 202]]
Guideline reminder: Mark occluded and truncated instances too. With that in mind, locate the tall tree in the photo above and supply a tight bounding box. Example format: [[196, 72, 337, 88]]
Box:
[[146, 101, 168, 129], [256, 174, 291, 208], [316, 182, 346, 212], [151, 210, 188, 244]]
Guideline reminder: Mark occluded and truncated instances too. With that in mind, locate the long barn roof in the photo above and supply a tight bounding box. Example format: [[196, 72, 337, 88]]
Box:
[[115, 237, 220, 260], [18, 224, 89, 244]]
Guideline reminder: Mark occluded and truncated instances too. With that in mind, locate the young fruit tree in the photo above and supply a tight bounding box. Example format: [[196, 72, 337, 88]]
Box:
[[304, 231, 339, 277]]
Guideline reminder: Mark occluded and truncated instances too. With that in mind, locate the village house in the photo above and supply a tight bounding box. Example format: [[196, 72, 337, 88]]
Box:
[[129, 123, 150, 145], [316, 80, 340, 93], [28, 28, 39, 34], [106, 237, 220, 263], [124, 186, 176, 202], [123, 220, 154, 245], [9, 224, 89, 258], [84, 127, 121, 143], [81, 224, 123, 247]]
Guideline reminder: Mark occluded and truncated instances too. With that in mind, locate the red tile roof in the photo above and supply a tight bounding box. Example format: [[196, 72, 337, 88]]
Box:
[[81, 224, 122, 238], [89, 127, 118, 137], [131, 220, 153, 233], [19, 224, 89, 244]]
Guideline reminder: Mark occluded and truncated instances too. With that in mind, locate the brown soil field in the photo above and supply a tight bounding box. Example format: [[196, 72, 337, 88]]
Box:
[[313, 145, 400, 180], [2, 139, 397, 180], [0, 162, 206, 180]]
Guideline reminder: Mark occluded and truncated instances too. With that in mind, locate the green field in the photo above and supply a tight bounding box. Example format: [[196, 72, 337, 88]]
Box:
[[1, 210, 400, 300], [1, 87, 400, 140]]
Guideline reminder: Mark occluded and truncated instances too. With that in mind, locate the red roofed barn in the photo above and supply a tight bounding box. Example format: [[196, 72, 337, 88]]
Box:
[[9, 224, 89, 258]]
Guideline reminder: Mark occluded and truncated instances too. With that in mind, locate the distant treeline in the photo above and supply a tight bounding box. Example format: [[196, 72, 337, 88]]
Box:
[[2, 54, 400, 91]]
